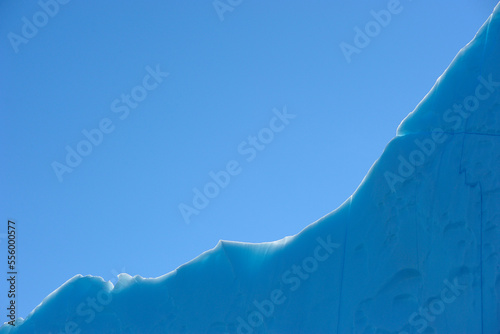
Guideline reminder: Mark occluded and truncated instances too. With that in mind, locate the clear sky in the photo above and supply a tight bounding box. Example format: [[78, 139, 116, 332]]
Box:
[[1, 0, 498, 320]]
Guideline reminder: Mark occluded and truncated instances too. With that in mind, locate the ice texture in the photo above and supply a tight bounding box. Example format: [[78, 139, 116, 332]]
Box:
[[3, 3, 500, 334]]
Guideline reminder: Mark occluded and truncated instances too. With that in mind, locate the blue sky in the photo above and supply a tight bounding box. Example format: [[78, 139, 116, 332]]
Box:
[[1, 0, 498, 320]]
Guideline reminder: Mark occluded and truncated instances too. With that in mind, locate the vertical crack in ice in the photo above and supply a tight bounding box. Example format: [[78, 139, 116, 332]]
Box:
[[415, 179, 422, 303], [479, 181, 484, 334], [480, 15, 492, 75], [335, 197, 352, 333]]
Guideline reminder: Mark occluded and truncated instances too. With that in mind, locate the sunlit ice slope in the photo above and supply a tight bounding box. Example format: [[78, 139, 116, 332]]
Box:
[[3, 2, 500, 333]]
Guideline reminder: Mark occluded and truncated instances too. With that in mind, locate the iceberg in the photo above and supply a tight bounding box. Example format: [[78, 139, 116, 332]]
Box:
[[3, 2, 500, 333]]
